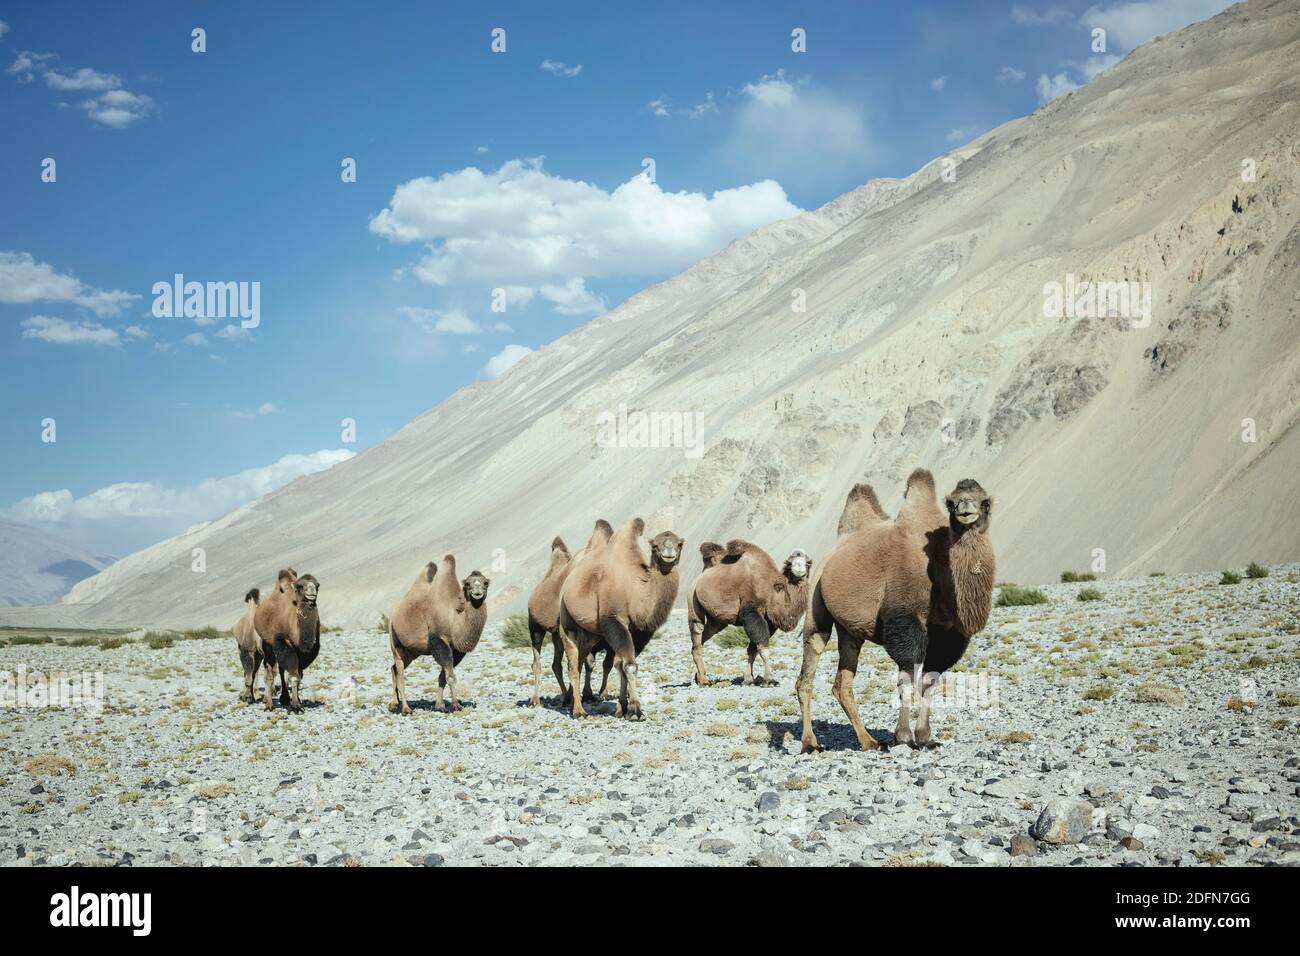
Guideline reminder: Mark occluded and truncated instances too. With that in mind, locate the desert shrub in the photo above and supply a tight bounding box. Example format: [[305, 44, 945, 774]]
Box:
[[1245, 562, 1269, 579], [1060, 571, 1096, 583], [995, 585, 1048, 607], [7, 634, 53, 646], [501, 613, 531, 648], [142, 631, 174, 650], [377, 613, 391, 634], [1134, 682, 1184, 706], [1083, 684, 1114, 701], [98, 637, 129, 650], [1219, 570, 1242, 585], [1148, 571, 1166, 577], [1077, 588, 1103, 602], [714, 626, 748, 649], [178, 626, 227, 641]]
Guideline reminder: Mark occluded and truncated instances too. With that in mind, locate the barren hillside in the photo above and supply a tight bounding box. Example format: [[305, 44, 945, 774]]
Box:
[[49, 0, 1300, 628]]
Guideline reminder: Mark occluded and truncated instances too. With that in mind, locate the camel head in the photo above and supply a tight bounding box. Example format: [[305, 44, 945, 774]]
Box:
[[649, 531, 684, 572], [944, 479, 992, 536], [783, 549, 811, 582], [462, 570, 490, 606], [292, 574, 320, 610]]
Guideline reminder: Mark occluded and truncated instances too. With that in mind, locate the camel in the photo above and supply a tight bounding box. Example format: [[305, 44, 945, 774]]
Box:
[[557, 518, 684, 719], [252, 569, 321, 713], [525, 520, 616, 707], [233, 586, 264, 703], [688, 541, 810, 686], [796, 470, 994, 752], [388, 555, 490, 714]]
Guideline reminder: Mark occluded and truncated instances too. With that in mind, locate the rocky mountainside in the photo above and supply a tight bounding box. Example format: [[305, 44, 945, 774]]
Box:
[[0, 518, 113, 608], [47, 0, 1300, 628]]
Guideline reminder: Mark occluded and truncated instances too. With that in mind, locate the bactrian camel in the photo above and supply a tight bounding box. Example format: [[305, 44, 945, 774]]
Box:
[[797, 470, 995, 752], [688, 541, 810, 686]]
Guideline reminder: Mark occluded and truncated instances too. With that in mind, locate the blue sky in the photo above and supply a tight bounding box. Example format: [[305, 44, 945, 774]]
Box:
[[0, 0, 1233, 557]]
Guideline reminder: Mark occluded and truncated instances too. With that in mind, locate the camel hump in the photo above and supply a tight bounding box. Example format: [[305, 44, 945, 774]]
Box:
[[244, 588, 259, 605], [627, 517, 646, 536], [723, 539, 758, 560], [837, 483, 888, 535], [904, 468, 936, 497], [699, 542, 726, 567], [593, 519, 613, 537], [440, 554, 458, 573], [423, 561, 437, 583], [276, 568, 296, 584], [551, 535, 568, 554]]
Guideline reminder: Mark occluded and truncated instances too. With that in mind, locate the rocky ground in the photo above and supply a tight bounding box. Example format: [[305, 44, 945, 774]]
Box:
[[2, 566, 1298, 867]]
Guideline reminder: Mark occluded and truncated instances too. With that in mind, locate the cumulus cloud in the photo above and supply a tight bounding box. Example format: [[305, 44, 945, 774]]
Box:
[[0, 251, 138, 316], [647, 92, 717, 119], [945, 124, 984, 144], [722, 71, 870, 186], [370, 158, 800, 291], [538, 278, 605, 316], [1036, 71, 1080, 101], [6, 50, 153, 127], [5, 50, 55, 82], [80, 88, 153, 128], [21, 315, 121, 348], [44, 66, 119, 91], [997, 66, 1027, 82], [8, 449, 355, 557], [0, 20, 12, 40], [397, 306, 509, 335], [226, 401, 281, 420], [1080, 0, 1235, 51], [929, 76, 947, 92], [540, 59, 582, 77], [484, 344, 533, 378]]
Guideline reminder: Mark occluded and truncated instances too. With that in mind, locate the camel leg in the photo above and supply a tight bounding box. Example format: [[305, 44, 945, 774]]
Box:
[[273, 637, 302, 713], [758, 642, 774, 686], [745, 643, 758, 686], [560, 630, 587, 719], [797, 585, 832, 753], [528, 618, 547, 707], [582, 652, 596, 702], [601, 616, 642, 719], [913, 671, 942, 748], [389, 642, 412, 716], [690, 617, 708, 686], [830, 630, 880, 751], [428, 638, 458, 712], [739, 607, 770, 688], [596, 649, 614, 700], [239, 649, 256, 703], [550, 633, 569, 705], [262, 651, 277, 712], [894, 670, 915, 747]]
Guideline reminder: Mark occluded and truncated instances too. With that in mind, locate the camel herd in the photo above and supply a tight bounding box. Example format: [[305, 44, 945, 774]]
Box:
[[231, 468, 995, 751]]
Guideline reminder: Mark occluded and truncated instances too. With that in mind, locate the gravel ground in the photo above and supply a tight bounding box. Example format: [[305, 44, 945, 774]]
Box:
[[3, 566, 1299, 867]]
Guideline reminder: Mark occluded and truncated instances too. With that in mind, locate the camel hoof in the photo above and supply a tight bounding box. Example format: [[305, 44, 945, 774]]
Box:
[[388, 701, 401, 713], [914, 738, 940, 750], [694, 675, 709, 687], [571, 708, 588, 719], [800, 737, 823, 754]]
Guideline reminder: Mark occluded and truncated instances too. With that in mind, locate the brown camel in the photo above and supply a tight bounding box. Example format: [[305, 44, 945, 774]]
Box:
[[687, 542, 810, 686], [557, 518, 684, 719], [388, 555, 490, 714], [525, 520, 615, 707], [796, 471, 994, 752], [252, 569, 321, 713], [233, 585, 264, 703]]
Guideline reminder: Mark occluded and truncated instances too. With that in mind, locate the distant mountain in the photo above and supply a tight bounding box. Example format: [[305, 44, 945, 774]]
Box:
[[0, 518, 114, 607], [43, 0, 1300, 628]]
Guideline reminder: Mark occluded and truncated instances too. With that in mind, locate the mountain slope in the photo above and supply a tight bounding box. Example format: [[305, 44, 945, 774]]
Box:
[[50, 0, 1300, 628], [0, 518, 113, 608]]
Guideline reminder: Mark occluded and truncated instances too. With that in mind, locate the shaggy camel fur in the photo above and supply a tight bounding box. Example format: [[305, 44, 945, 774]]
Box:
[[388, 555, 490, 714], [525, 520, 615, 706], [558, 518, 683, 719], [797, 471, 994, 752], [688, 542, 810, 686], [252, 569, 321, 713], [233, 585, 264, 703]]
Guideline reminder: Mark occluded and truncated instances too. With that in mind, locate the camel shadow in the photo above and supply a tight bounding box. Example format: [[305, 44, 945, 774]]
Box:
[[513, 693, 615, 711], [398, 698, 478, 713], [760, 719, 902, 753]]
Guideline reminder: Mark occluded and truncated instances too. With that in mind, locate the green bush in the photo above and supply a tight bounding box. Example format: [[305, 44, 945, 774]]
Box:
[[1245, 562, 1269, 580], [7, 634, 53, 646], [1219, 570, 1242, 586], [1083, 683, 1115, 701], [1148, 571, 1166, 577], [1077, 587, 1103, 602], [995, 585, 1049, 607], [1060, 571, 1096, 583], [98, 637, 129, 650], [714, 626, 749, 649], [178, 626, 227, 641], [501, 613, 531, 648], [142, 631, 174, 650]]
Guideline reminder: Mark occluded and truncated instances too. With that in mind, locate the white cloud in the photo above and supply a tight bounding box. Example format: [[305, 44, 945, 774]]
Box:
[[475, 145, 489, 154], [8, 449, 354, 556], [6, 50, 55, 82], [930, 75, 947, 92], [227, 401, 281, 420], [44, 66, 119, 91], [1010, 4, 1073, 25], [181, 332, 207, 347], [723, 70, 870, 186], [484, 344, 533, 378], [645, 91, 719, 120], [398, 306, 485, 335], [540, 59, 582, 77], [538, 277, 605, 316], [0, 251, 138, 316], [1036, 71, 1080, 102], [21, 315, 121, 348], [1080, 0, 1235, 51], [646, 96, 671, 117], [0, 20, 11, 39], [997, 66, 1027, 82], [215, 324, 251, 341], [370, 158, 800, 290], [123, 325, 148, 340], [80, 88, 153, 128]]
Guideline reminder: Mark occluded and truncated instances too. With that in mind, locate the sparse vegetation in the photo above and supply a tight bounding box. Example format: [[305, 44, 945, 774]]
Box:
[[1083, 684, 1114, 701], [24, 754, 77, 777], [995, 585, 1048, 607], [714, 626, 748, 649], [1060, 571, 1096, 583], [1077, 587, 1103, 602], [500, 613, 530, 649], [1134, 682, 1184, 706], [1000, 730, 1033, 744], [1245, 562, 1269, 579], [1219, 570, 1242, 586]]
